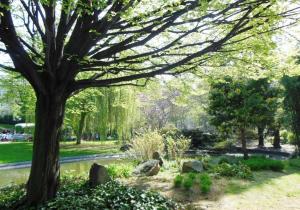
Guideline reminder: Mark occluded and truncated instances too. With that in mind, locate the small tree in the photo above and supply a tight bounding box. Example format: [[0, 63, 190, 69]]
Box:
[[282, 75, 300, 152], [208, 77, 279, 159], [246, 78, 279, 147]]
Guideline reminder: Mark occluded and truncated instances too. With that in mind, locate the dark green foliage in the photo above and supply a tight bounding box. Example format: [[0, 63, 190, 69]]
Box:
[[218, 157, 230, 164], [288, 158, 300, 168], [187, 172, 197, 180], [242, 156, 284, 172], [214, 163, 253, 179], [0, 185, 25, 209], [213, 140, 234, 151], [174, 175, 184, 188], [199, 174, 212, 194], [0, 177, 180, 210], [282, 76, 300, 148], [208, 76, 279, 142]]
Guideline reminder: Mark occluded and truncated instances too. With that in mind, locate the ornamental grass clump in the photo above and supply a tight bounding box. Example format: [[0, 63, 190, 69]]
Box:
[[129, 130, 164, 161]]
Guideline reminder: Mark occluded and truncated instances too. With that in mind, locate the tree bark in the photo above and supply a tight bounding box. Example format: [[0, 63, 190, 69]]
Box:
[[76, 112, 87, 145], [26, 93, 66, 206], [240, 127, 249, 159], [257, 126, 265, 148], [273, 129, 281, 149]]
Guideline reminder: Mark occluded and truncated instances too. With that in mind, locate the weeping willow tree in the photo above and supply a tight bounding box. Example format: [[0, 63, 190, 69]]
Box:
[[65, 86, 140, 142], [88, 86, 140, 141]]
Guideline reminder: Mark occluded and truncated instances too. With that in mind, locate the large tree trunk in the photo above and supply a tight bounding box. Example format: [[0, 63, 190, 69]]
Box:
[[273, 129, 281, 149], [76, 112, 87, 144], [257, 126, 265, 148], [240, 127, 249, 160], [26, 93, 66, 206]]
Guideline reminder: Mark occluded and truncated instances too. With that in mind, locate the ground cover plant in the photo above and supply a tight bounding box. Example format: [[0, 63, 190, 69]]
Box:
[[0, 176, 181, 210], [214, 163, 253, 179]]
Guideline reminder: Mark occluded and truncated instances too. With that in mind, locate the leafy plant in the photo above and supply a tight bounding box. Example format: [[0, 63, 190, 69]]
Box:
[[174, 175, 184, 188], [106, 164, 133, 179], [214, 163, 253, 179], [183, 177, 194, 190], [199, 174, 212, 194], [0, 177, 181, 210]]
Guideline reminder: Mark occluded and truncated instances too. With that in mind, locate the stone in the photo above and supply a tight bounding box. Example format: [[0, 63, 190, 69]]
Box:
[[120, 144, 132, 152], [152, 151, 164, 166], [133, 159, 160, 176], [89, 163, 110, 187], [182, 160, 203, 173]]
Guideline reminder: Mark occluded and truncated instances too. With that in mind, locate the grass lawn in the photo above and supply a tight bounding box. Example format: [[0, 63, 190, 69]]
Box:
[[0, 124, 14, 130], [0, 141, 121, 164]]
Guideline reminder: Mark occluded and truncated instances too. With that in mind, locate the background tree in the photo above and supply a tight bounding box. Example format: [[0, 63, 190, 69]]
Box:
[[246, 78, 280, 147], [0, 0, 297, 206], [65, 88, 98, 144], [208, 77, 281, 158], [282, 75, 300, 152]]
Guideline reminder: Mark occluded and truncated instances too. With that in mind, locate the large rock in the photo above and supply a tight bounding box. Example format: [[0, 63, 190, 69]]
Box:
[[152, 151, 164, 166], [89, 163, 110, 187], [120, 144, 132, 152], [182, 160, 203, 173], [133, 159, 160, 176]]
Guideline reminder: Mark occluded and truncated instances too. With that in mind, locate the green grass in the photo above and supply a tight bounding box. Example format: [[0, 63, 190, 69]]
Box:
[[0, 124, 14, 130], [241, 156, 285, 172], [0, 141, 120, 164]]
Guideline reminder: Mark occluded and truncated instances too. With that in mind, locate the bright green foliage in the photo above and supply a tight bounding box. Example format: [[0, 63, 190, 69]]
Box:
[[199, 173, 212, 194], [242, 156, 285, 172], [0, 73, 35, 123], [173, 172, 212, 193], [64, 86, 140, 141], [174, 174, 184, 188], [106, 164, 134, 179], [0, 178, 181, 210], [214, 163, 253, 179]]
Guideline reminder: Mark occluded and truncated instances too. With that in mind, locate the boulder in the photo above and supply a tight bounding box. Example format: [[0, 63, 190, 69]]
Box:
[[182, 160, 203, 173], [133, 159, 160, 176], [89, 163, 110, 187], [120, 144, 132, 152], [152, 151, 164, 166]]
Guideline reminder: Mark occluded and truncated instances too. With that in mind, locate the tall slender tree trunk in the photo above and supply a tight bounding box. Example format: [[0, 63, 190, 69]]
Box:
[[273, 129, 281, 149], [240, 127, 249, 159], [257, 126, 265, 148], [26, 93, 66, 206], [76, 112, 87, 145]]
